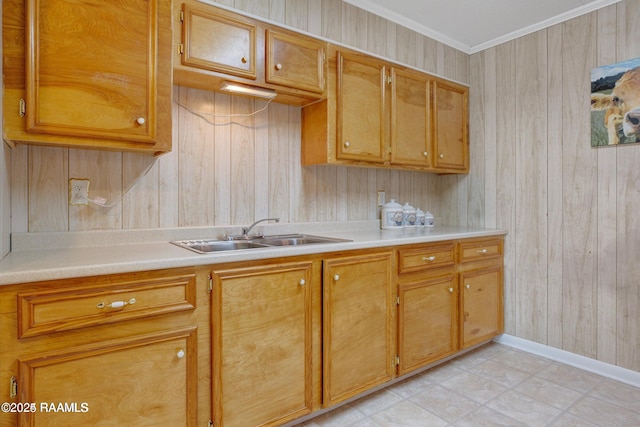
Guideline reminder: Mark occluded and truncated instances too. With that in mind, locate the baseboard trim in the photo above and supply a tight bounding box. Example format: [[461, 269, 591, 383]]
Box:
[[493, 334, 640, 388]]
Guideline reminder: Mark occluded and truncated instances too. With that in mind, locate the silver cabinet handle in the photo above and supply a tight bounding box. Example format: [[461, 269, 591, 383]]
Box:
[[422, 256, 436, 261], [477, 249, 488, 254]]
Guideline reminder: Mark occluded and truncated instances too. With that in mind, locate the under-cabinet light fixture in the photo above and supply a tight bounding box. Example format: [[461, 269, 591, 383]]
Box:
[[219, 82, 277, 99]]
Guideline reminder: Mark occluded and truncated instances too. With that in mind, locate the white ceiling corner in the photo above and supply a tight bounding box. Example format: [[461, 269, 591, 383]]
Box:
[[342, 0, 623, 54]]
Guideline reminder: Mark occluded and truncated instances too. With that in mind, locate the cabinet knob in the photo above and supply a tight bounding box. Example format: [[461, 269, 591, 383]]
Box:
[[176, 349, 185, 359], [465, 284, 471, 289], [97, 298, 136, 309], [136, 117, 145, 125], [422, 256, 436, 262], [241, 56, 248, 64], [299, 279, 306, 286], [423, 151, 428, 157], [439, 153, 444, 159], [448, 287, 454, 293], [334, 274, 340, 281], [275, 63, 283, 70], [344, 141, 350, 148]]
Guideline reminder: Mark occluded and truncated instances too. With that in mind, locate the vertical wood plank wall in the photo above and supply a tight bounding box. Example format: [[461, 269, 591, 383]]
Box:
[[10, 0, 469, 234], [470, 0, 640, 370], [7, 0, 640, 372]]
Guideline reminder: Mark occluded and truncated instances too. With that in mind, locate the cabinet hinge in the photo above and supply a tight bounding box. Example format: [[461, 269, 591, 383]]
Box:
[[179, 10, 184, 22], [396, 295, 400, 305], [207, 275, 213, 293], [387, 75, 392, 84], [10, 376, 17, 399], [395, 355, 400, 366], [208, 420, 214, 427], [19, 99, 26, 117], [178, 43, 184, 55]]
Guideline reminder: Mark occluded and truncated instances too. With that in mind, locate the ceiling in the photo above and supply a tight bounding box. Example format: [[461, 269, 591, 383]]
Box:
[[343, 0, 621, 54]]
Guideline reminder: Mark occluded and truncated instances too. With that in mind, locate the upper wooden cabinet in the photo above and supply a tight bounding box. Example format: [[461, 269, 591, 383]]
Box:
[[2, 0, 173, 154], [175, 0, 327, 106], [302, 45, 469, 174], [433, 80, 469, 172]]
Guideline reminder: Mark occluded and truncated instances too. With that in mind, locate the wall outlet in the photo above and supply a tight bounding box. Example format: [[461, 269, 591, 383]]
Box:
[[377, 190, 385, 207], [69, 179, 90, 205]]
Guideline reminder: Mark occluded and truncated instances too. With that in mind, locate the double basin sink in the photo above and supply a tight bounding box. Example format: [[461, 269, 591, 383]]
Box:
[[171, 234, 352, 254]]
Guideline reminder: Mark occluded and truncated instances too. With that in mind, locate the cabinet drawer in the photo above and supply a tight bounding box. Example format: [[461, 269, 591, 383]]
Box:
[[17, 270, 196, 338], [398, 243, 455, 274], [459, 239, 502, 264]]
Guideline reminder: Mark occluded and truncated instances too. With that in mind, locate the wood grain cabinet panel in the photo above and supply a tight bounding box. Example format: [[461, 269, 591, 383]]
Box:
[[18, 328, 198, 427], [2, 0, 172, 153], [460, 266, 503, 348], [180, 2, 257, 79], [17, 270, 196, 338], [322, 252, 394, 406], [397, 275, 458, 375], [265, 29, 325, 94], [398, 243, 456, 274], [433, 79, 469, 172], [211, 262, 314, 427]]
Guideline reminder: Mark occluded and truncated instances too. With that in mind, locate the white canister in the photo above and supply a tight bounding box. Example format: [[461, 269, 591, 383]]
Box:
[[416, 208, 426, 227], [402, 202, 417, 227], [380, 199, 404, 229], [425, 211, 435, 227]]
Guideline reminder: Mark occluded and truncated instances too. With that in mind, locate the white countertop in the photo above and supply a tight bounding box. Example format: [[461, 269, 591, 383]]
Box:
[[0, 222, 507, 286]]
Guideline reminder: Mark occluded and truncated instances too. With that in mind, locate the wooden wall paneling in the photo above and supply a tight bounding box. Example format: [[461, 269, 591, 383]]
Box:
[[514, 31, 548, 342], [367, 13, 388, 57], [483, 48, 497, 229], [396, 26, 416, 67], [346, 168, 369, 220], [307, 1, 321, 35], [253, 100, 270, 221], [321, 0, 342, 41], [177, 87, 216, 227], [336, 166, 349, 221], [289, 106, 318, 222], [213, 92, 232, 226], [423, 37, 438, 74], [268, 102, 291, 223], [594, 5, 618, 365], [229, 96, 255, 226], [546, 23, 565, 349], [233, 0, 270, 19], [616, 0, 640, 371], [68, 149, 122, 231], [468, 52, 486, 228], [158, 87, 180, 228], [561, 14, 598, 359], [495, 41, 516, 336], [285, 0, 307, 30], [315, 165, 337, 221], [10, 144, 28, 233], [122, 153, 160, 229], [341, 3, 367, 50], [30, 146, 68, 232]]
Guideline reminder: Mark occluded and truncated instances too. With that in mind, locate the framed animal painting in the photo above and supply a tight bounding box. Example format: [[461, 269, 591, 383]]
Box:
[[590, 57, 640, 146]]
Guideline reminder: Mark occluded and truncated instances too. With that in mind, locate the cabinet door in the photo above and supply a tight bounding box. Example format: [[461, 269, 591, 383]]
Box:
[[25, 0, 168, 147], [336, 51, 387, 163], [323, 252, 394, 406], [391, 68, 432, 168], [18, 328, 197, 426], [432, 79, 469, 172], [181, 2, 256, 79], [398, 275, 458, 375], [211, 262, 313, 427], [266, 29, 325, 93], [460, 266, 503, 348]]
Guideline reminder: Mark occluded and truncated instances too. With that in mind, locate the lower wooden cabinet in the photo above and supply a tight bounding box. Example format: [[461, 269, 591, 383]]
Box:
[[17, 328, 197, 426], [322, 251, 394, 406], [460, 266, 503, 348], [210, 262, 315, 427], [397, 275, 458, 375]]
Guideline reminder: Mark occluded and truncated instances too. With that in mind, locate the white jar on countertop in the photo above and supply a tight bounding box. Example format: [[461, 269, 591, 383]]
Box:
[[380, 199, 404, 229], [425, 211, 435, 227], [402, 202, 417, 227], [416, 208, 426, 227]]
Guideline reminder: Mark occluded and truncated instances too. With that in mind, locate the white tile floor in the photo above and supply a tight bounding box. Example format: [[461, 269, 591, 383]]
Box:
[[296, 343, 640, 427]]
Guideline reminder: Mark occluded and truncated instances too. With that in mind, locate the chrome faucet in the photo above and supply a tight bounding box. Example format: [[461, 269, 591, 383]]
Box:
[[227, 218, 280, 240]]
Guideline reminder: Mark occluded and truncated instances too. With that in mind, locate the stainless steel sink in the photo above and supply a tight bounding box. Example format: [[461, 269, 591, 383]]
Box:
[[260, 234, 351, 246], [171, 234, 351, 254], [170, 239, 271, 254]]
